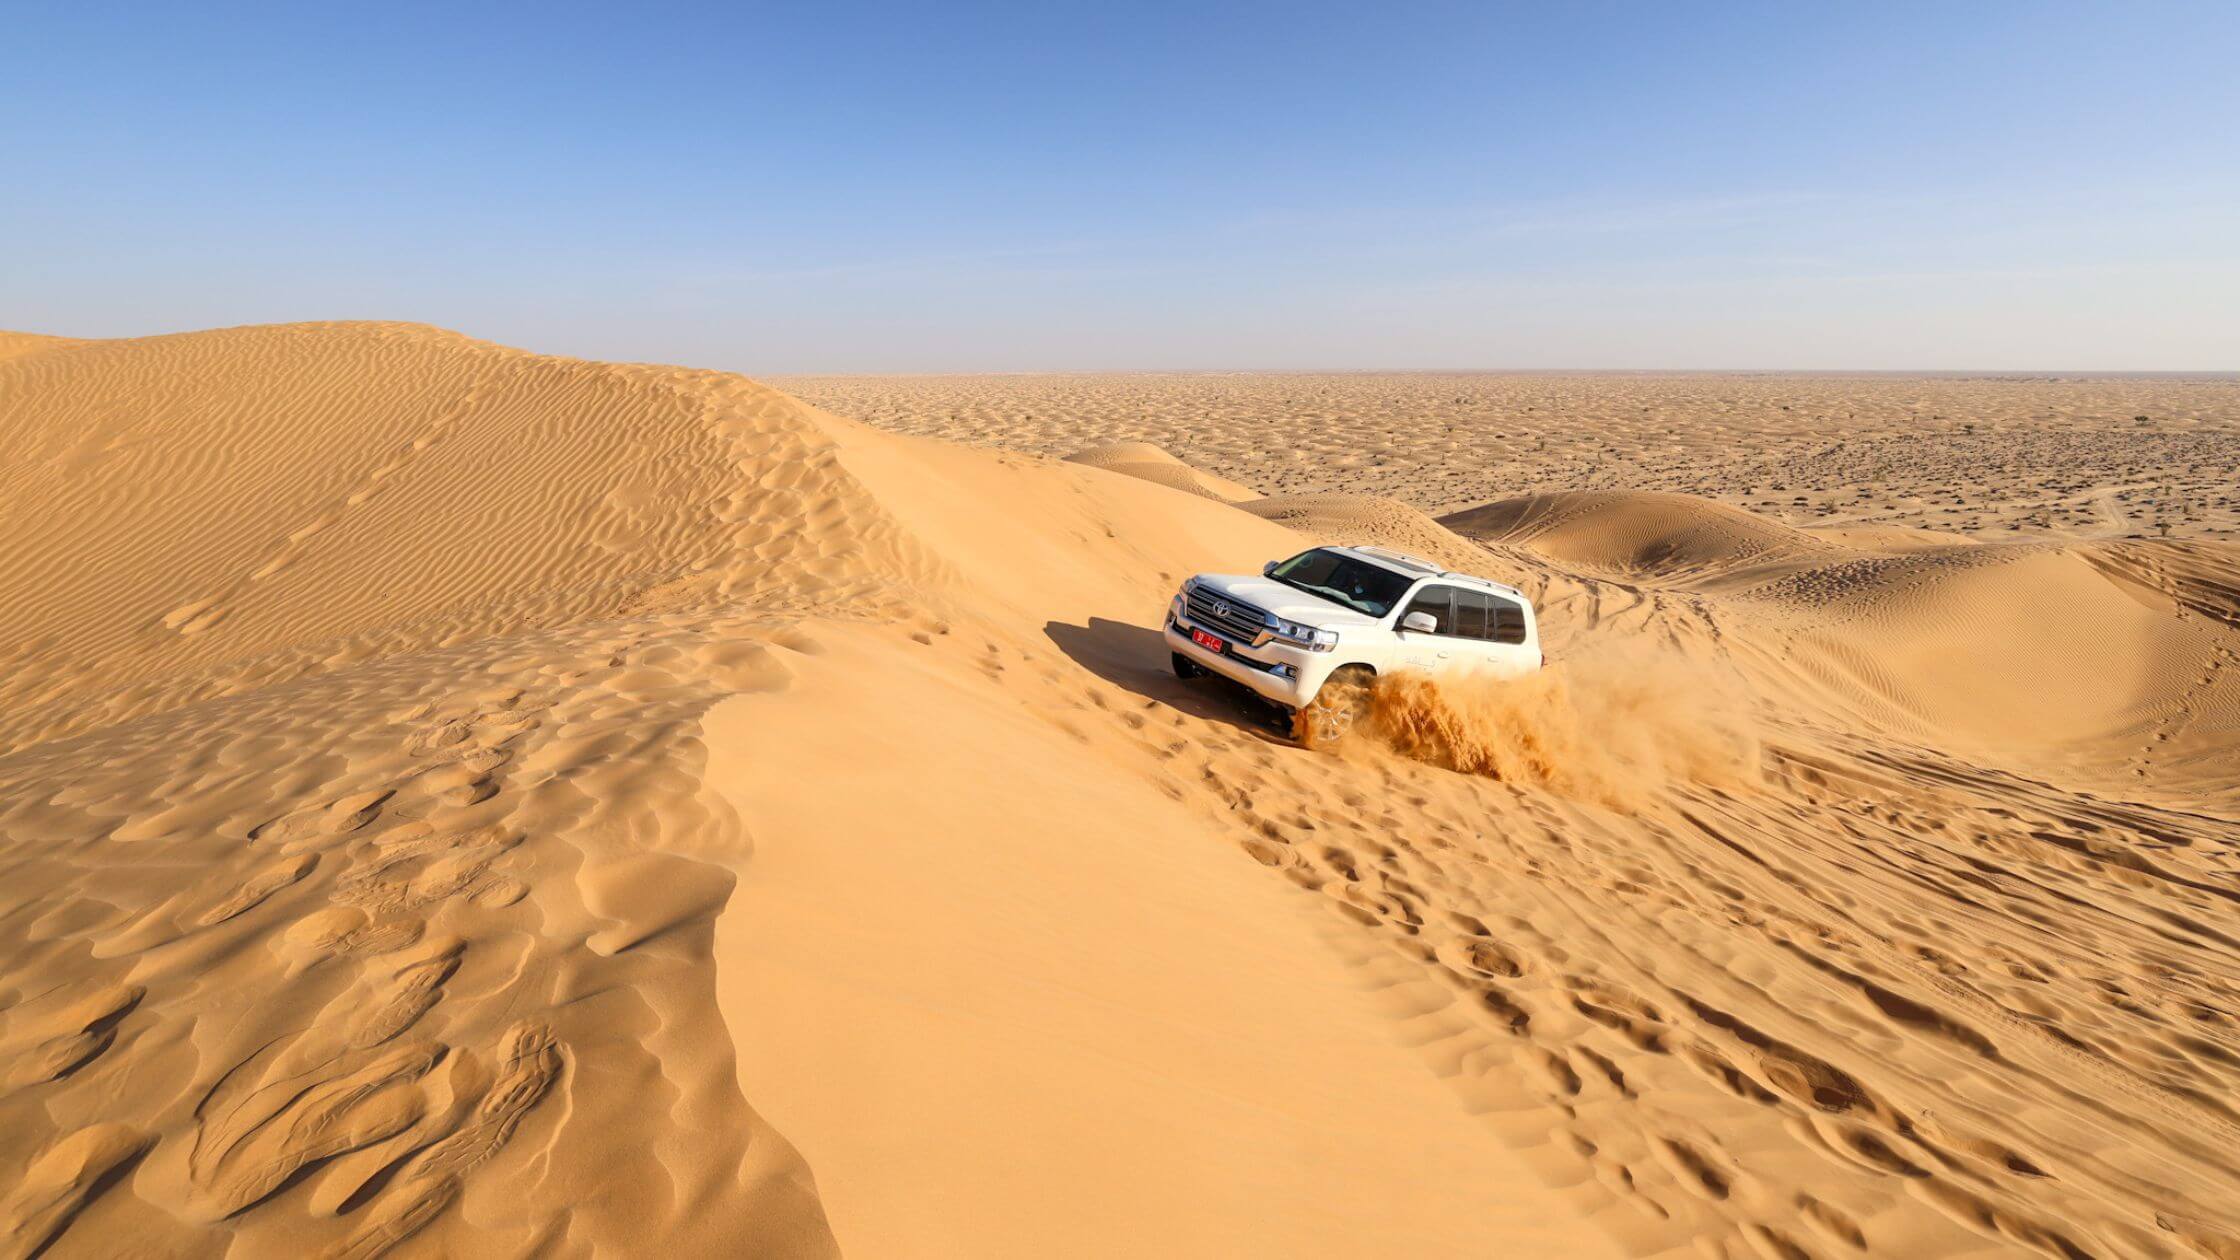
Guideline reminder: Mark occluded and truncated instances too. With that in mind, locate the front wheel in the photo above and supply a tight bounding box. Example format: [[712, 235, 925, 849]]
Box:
[[1296, 666, 1373, 749], [1171, 651, 1207, 680]]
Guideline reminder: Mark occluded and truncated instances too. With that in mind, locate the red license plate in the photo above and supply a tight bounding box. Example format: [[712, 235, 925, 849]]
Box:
[[1189, 627, 1227, 654]]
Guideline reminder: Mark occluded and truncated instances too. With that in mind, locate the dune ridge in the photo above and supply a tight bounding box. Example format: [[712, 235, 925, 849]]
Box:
[[3, 327, 2238, 1258], [1064, 440, 1260, 502], [0, 331, 82, 362]]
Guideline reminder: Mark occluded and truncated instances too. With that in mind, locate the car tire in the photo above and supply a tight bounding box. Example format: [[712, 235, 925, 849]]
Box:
[[1171, 651, 1207, 680], [1297, 665, 1374, 749]]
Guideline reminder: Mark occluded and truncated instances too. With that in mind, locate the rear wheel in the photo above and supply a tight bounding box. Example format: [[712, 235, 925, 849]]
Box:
[[1296, 665, 1374, 749], [1171, 651, 1207, 680]]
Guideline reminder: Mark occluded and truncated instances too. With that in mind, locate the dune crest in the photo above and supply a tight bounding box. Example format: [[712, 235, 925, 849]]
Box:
[[0, 330, 81, 362], [1065, 440, 1261, 502]]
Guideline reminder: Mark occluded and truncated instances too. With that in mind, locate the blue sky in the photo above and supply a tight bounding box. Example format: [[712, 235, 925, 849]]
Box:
[[6, 1, 2236, 369]]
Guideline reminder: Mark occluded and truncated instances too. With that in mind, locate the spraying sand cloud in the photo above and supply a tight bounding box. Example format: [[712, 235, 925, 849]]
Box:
[[1307, 648, 1761, 807]]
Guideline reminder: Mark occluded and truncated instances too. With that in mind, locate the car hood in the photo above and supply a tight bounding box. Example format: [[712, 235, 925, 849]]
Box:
[[1189, 574, 1386, 630]]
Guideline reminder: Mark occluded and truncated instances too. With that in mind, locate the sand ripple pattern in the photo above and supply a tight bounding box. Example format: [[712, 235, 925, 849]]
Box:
[[6, 328, 2237, 1257], [0, 325, 902, 1256], [0, 322, 935, 754]]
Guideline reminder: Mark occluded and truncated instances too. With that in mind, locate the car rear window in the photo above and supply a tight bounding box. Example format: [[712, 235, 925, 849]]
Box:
[[1453, 589, 1490, 639], [1489, 596, 1529, 645], [1423, 587, 1531, 643]]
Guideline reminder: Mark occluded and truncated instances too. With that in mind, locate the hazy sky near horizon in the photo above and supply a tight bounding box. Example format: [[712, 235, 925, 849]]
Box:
[[7, 2, 2237, 371]]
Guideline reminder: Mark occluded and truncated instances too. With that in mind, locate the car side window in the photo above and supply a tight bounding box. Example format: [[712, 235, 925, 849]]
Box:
[[1488, 595, 1528, 645], [1453, 589, 1490, 640], [1401, 585, 1453, 633]]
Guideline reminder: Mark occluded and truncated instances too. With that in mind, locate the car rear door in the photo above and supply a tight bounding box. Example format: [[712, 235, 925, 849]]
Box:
[[1444, 589, 1531, 677], [1448, 590, 1492, 672], [1479, 590, 1536, 675]]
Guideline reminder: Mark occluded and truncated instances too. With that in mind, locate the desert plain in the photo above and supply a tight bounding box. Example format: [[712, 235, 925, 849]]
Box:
[[3, 324, 2238, 1258]]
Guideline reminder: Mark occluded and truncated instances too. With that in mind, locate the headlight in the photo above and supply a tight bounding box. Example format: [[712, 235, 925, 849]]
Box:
[[1169, 593, 1186, 625], [1270, 618, 1338, 652]]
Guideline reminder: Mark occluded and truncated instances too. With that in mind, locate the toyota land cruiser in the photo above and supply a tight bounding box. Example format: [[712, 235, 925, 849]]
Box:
[[1163, 545, 1543, 743]]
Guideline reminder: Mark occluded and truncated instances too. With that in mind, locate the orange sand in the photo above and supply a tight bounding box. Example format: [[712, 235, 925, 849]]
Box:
[[4, 326, 2237, 1257]]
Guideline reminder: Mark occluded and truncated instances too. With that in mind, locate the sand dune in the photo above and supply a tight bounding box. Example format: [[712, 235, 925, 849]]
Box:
[[1441, 488, 1841, 579], [5, 328, 2239, 1258], [1065, 440, 1260, 503], [1429, 488, 2240, 796]]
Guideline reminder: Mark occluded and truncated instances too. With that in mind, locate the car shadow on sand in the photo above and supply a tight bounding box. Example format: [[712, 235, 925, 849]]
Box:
[[1043, 617, 1299, 743]]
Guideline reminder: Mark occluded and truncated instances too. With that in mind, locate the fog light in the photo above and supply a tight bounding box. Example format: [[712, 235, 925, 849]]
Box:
[[1271, 663, 1296, 679]]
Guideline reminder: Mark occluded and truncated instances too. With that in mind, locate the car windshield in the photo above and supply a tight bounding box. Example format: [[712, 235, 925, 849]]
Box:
[[1266, 549, 1413, 617]]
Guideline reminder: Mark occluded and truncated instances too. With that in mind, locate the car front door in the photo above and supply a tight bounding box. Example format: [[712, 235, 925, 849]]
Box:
[[1394, 584, 1458, 672]]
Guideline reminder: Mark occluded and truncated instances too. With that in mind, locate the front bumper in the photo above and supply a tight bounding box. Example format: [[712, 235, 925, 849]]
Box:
[[1164, 612, 1315, 706]]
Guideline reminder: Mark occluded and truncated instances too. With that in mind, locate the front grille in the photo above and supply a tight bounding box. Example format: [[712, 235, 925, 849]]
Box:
[[1184, 587, 1272, 644]]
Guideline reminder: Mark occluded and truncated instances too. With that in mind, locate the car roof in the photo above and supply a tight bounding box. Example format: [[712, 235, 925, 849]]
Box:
[[1326, 545, 1531, 604]]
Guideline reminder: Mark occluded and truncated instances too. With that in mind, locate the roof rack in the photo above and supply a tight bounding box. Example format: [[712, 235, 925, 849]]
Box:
[[1349, 545, 1441, 573], [1348, 544, 1526, 599]]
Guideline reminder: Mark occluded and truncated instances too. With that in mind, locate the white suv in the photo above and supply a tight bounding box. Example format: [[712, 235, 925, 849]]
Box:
[[1163, 545, 1543, 742]]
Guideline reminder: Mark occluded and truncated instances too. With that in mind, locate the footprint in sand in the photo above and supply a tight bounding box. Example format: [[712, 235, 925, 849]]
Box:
[[183, 1040, 445, 1221], [0, 981, 144, 1092], [0, 1123, 150, 1260], [196, 854, 317, 927], [322, 1022, 562, 1260]]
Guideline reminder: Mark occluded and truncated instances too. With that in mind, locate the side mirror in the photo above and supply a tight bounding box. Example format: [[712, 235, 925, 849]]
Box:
[[1262, 561, 1279, 576], [1400, 611, 1437, 634]]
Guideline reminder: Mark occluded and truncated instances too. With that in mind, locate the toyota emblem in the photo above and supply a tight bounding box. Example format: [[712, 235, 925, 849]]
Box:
[[1213, 600, 1231, 619]]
